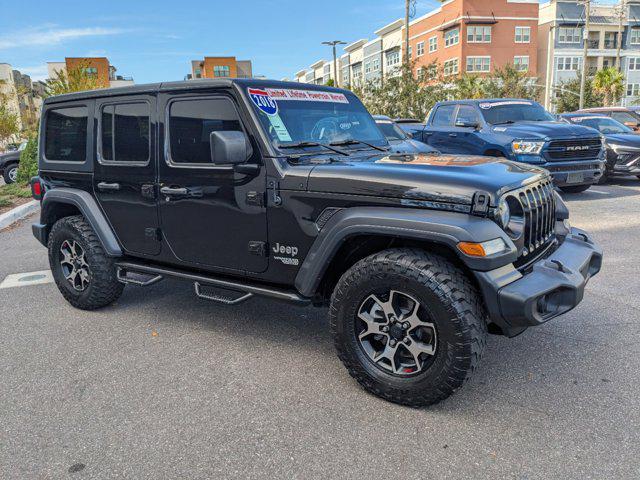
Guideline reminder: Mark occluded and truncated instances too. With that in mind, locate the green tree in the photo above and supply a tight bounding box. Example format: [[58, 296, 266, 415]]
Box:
[[484, 64, 540, 100], [45, 61, 101, 96], [451, 74, 487, 100], [325, 78, 335, 87], [16, 135, 38, 184], [553, 76, 603, 113], [592, 67, 624, 107], [0, 79, 20, 146]]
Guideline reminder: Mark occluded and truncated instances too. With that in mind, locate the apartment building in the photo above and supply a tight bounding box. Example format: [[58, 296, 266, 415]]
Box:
[[538, 0, 640, 110], [0, 64, 45, 138], [47, 57, 134, 88], [408, 0, 538, 78], [188, 57, 252, 80]]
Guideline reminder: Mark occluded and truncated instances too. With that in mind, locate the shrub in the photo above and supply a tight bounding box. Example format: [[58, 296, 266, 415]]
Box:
[[16, 136, 38, 185]]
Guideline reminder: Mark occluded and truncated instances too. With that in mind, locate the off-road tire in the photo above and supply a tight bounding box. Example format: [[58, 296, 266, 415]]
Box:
[[3, 163, 18, 184], [329, 248, 488, 407], [48, 215, 124, 310], [559, 184, 591, 194]]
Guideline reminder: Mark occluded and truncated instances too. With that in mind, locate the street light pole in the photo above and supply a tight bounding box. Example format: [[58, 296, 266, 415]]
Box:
[[579, 0, 591, 109], [616, 0, 625, 70], [322, 40, 346, 87]]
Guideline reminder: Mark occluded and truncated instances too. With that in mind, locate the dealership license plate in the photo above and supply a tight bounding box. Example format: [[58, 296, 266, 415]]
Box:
[[567, 172, 584, 184]]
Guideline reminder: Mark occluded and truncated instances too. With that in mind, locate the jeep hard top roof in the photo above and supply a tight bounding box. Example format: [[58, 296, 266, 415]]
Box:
[[43, 78, 350, 104]]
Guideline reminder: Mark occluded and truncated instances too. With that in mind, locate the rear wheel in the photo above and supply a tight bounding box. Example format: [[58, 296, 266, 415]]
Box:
[[329, 248, 487, 407], [3, 164, 18, 184], [559, 184, 591, 194], [48, 215, 124, 310]]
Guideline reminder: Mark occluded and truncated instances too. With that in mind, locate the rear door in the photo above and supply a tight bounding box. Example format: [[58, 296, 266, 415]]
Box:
[[427, 104, 457, 152], [93, 96, 160, 256]]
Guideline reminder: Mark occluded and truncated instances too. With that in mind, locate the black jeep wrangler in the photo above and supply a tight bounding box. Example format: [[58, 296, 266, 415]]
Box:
[[31, 80, 602, 407]]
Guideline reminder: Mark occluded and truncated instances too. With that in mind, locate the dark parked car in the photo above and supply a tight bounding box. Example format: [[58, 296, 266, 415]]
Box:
[[576, 107, 640, 132], [405, 99, 605, 193], [560, 113, 640, 181], [373, 115, 437, 154], [0, 141, 26, 184], [30, 80, 601, 407]]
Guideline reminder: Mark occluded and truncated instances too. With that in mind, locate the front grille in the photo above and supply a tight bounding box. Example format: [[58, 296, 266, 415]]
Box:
[[503, 179, 557, 267], [546, 138, 601, 160], [544, 163, 600, 172]]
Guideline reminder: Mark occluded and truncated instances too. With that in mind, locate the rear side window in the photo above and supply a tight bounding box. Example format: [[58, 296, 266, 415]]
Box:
[[432, 105, 455, 127], [45, 106, 88, 162], [168, 97, 242, 165], [101, 103, 150, 163]]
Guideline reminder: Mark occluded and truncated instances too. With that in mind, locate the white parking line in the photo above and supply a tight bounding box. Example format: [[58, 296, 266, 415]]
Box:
[[0, 270, 53, 289], [588, 190, 611, 195]]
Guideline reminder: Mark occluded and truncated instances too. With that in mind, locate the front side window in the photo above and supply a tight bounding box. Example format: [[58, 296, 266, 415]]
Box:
[[467, 26, 491, 43], [445, 28, 459, 47], [247, 87, 387, 153], [466, 56, 490, 73], [213, 65, 230, 77], [101, 102, 150, 163], [572, 116, 632, 134], [456, 105, 481, 125], [168, 97, 243, 165], [432, 105, 456, 126], [515, 26, 531, 43], [514, 56, 529, 72], [611, 111, 639, 124], [45, 106, 88, 162]]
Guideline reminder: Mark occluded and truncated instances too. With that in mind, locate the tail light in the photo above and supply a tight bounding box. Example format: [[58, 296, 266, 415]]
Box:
[[30, 176, 43, 200]]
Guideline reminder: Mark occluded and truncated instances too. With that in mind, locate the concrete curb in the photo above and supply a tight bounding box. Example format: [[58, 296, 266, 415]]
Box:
[[0, 200, 39, 231]]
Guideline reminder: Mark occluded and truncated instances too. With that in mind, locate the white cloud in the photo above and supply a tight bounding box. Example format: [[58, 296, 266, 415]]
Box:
[[0, 26, 125, 50]]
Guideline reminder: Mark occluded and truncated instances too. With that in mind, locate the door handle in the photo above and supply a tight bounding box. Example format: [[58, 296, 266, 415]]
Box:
[[424, 132, 433, 136], [97, 182, 120, 191], [449, 133, 457, 137], [160, 186, 188, 196]]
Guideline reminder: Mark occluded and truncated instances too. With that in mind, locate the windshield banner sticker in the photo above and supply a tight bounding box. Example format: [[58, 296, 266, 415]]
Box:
[[248, 88, 279, 116], [571, 116, 607, 122], [479, 101, 532, 109], [264, 88, 349, 104]]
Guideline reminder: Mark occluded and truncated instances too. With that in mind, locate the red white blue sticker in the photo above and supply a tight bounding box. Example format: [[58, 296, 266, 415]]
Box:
[[248, 88, 278, 116]]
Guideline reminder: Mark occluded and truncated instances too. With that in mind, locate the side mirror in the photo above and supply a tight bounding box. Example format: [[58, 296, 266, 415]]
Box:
[[209, 131, 249, 165], [455, 120, 479, 129], [405, 131, 414, 139]]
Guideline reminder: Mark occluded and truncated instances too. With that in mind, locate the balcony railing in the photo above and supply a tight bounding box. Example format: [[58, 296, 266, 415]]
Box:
[[604, 40, 618, 49], [587, 39, 600, 49]]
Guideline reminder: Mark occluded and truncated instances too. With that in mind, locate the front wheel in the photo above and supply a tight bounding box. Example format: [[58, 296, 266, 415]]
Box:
[[559, 184, 592, 194], [3, 164, 18, 184], [48, 215, 124, 310], [329, 248, 487, 407]]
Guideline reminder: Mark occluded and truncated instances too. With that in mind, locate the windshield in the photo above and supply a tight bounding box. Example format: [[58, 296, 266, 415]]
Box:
[[247, 87, 387, 153], [375, 120, 407, 140], [570, 116, 633, 134], [480, 101, 554, 125]]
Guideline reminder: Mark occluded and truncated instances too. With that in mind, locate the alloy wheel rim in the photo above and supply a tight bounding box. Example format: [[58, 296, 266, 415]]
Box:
[[59, 240, 90, 291], [356, 290, 437, 376], [8, 168, 17, 182]]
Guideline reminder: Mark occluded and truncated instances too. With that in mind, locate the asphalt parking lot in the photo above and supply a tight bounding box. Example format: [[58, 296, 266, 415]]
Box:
[[1, 179, 639, 479]]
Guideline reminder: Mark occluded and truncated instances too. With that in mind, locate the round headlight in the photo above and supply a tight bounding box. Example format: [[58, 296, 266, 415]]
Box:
[[496, 198, 511, 228]]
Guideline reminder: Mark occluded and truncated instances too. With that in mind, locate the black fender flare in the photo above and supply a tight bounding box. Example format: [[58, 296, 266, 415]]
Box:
[[294, 207, 517, 297], [38, 188, 122, 256]]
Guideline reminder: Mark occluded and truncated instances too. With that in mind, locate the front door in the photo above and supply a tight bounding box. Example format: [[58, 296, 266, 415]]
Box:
[[93, 96, 160, 256], [157, 92, 268, 273], [428, 104, 457, 153]]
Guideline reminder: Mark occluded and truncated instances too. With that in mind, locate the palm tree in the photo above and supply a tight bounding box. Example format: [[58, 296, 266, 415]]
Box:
[[592, 67, 624, 106], [484, 64, 540, 100], [452, 74, 487, 99]]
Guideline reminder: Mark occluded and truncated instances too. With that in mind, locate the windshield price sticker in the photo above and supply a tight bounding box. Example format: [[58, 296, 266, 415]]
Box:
[[248, 88, 279, 116], [265, 88, 349, 104], [479, 101, 532, 109], [267, 114, 292, 142]]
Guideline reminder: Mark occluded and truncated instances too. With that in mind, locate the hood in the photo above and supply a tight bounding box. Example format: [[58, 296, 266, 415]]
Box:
[[493, 121, 598, 140], [604, 133, 640, 149], [0, 150, 20, 163], [387, 138, 436, 155], [307, 152, 548, 207]]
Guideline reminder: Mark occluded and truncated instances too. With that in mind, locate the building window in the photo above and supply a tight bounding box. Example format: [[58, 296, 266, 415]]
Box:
[[408, 46, 413, 58], [84, 67, 98, 76], [386, 50, 400, 67], [627, 83, 640, 96], [515, 26, 531, 43], [365, 61, 372, 74], [514, 56, 529, 72], [429, 36, 437, 53], [556, 56, 581, 71], [417, 67, 426, 81], [443, 58, 459, 76], [373, 58, 380, 71], [445, 28, 459, 47], [631, 28, 640, 45], [213, 65, 230, 77], [100, 103, 150, 163], [467, 26, 491, 43], [466, 56, 490, 73], [416, 41, 425, 57], [352, 63, 363, 82], [558, 27, 581, 44], [629, 57, 640, 70], [195, 68, 202, 79]]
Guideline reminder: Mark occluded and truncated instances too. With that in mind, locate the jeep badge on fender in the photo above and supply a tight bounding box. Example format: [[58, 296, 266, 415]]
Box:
[[30, 79, 602, 407]]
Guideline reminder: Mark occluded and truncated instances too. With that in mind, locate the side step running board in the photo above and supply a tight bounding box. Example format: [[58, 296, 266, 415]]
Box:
[[115, 261, 310, 306]]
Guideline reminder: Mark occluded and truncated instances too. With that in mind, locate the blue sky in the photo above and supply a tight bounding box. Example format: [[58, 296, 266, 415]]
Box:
[[0, 0, 615, 84]]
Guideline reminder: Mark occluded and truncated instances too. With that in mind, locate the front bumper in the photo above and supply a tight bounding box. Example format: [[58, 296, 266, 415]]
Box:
[[512, 155, 605, 186], [475, 227, 602, 337], [610, 150, 640, 175]]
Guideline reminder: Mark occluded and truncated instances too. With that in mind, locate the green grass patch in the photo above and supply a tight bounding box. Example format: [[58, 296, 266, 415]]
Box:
[[0, 183, 31, 198], [0, 197, 12, 208]]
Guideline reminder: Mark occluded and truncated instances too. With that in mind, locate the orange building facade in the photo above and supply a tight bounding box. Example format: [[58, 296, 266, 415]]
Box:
[[64, 57, 112, 87], [407, 0, 539, 78], [190, 57, 253, 80]]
